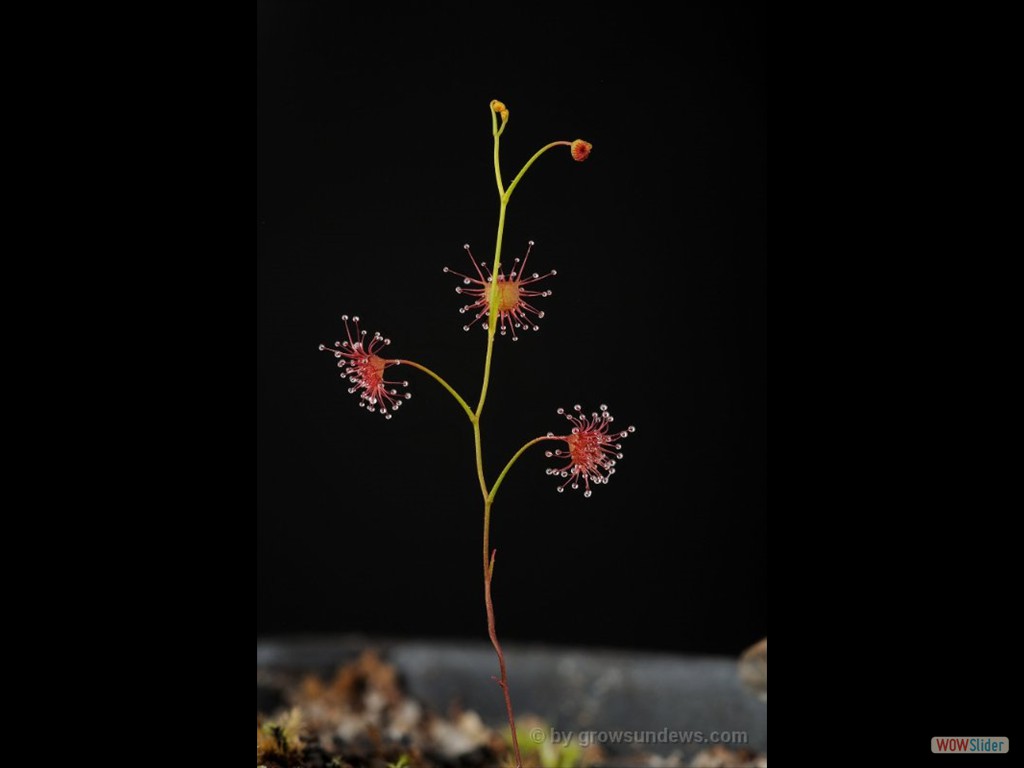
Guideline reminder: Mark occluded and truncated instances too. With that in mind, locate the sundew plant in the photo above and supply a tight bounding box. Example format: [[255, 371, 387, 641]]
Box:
[[319, 100, 635, 768]]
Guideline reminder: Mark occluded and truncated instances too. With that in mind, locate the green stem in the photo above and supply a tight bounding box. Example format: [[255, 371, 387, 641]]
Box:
[[474, 200, 507, 419], [483, 500, 492, 577], [503, 141, 571, 202], [493, 138, 506, 196], [481, 106, 523, 768], [395, 359, 475, 423], [476, 109, 572, 768], [473, 420, 488, 501], [488, 436, 558, 504]]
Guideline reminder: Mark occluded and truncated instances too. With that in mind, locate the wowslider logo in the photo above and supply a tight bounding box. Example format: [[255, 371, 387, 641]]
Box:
[[932, 737, 1009, 754]]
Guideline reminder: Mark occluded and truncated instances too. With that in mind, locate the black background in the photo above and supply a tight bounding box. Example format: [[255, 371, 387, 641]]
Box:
[[258, 4, 766, 656]]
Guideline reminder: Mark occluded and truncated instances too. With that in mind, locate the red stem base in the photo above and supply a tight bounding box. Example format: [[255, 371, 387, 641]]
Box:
[[485, 548, 521, 768]]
